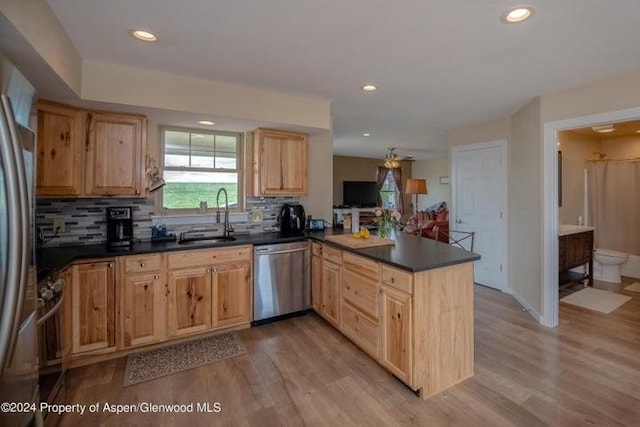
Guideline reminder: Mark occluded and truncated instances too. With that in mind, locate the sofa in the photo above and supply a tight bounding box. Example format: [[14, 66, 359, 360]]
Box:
[[403, 202, 449, 243]]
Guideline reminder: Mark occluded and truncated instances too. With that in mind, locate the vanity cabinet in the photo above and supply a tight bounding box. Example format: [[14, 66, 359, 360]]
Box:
[[36, 100, 147, 198], [252, 128, 308, 196], [558, 230, 594, 287], [36, 101, 85, 196], [68, 260, 116, 356]]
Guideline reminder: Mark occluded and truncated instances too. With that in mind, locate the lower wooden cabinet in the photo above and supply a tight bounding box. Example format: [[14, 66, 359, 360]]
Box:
[[380, 285, 412, 384], [321, 261, 341, 326], [212, 262, 252, 328], [167, 266, 213, 337], [69, 260, 116, 355], [311, 254, 323, 311]]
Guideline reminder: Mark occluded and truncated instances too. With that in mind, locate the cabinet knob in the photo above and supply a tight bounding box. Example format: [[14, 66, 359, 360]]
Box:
[[391, 277, 395, 284], [154, 275, 159, 280], [135, 189, 141, 195], [108, 263, 113, 268], [140, 262, 145, 267]]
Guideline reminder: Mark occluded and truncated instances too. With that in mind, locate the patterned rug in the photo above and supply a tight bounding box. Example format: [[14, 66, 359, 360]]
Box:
[[560, 287, 631, 314], [123, 332, 246, 386]]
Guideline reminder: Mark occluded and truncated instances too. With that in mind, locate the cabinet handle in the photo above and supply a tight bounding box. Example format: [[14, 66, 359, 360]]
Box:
[[391, 277, 395, 284], [165, 283, 169, 296]]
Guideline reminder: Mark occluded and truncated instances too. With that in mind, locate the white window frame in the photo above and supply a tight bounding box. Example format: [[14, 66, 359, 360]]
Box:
[[159, 125, 244, 214]]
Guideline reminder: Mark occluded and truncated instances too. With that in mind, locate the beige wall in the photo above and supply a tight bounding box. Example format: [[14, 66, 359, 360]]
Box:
[[410, 158, 450, 210], [509, 97, 543, 315], [600, 136, 640, 159], [333, 156, 412, 215], [300, 132, 334, 222], [558, 131, 599, 225], [447, 117, 511, 147]]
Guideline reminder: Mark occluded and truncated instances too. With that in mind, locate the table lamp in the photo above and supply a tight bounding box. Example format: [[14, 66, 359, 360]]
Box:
[[405, 179, 428, 214]]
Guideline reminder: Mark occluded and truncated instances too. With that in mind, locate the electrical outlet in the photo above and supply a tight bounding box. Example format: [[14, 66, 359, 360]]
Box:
[[53, 218, 66, 233]]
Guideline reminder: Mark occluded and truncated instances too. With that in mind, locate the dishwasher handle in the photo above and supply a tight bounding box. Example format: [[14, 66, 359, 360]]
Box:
[[255, 247, 308, 256]]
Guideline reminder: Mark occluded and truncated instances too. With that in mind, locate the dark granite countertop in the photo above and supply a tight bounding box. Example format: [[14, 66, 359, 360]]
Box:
[[36, 232, 306, 282], [37, 228, 480, 282], [307, 228, 480, 273]]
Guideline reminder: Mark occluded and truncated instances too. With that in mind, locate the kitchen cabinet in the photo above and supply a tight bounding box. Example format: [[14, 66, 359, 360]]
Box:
[[166, 246, 252, 337], [310, 242, 323, 311], [212, 262, 252, 328], [320, 246, 342, 326], [69, 260, 116, 355], [559, 230, 594, 287], [36, 100, 147, 198], [118, 254, 166, 348], [380, 285, 412, 384], [36, 101, 85, 196], [85, 112, 146, 197], [252, 128, 308, 196]]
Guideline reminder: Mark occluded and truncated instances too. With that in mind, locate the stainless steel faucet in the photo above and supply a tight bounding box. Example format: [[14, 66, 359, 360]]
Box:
[[216, 188, 234, 237]]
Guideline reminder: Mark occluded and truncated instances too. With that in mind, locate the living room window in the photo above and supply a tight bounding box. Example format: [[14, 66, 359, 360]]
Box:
[[380, 170, 399, 209], [161, 127, 243, 212]]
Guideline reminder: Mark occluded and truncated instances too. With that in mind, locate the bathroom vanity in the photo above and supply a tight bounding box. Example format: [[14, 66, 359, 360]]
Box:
[[559, 225, 594, 288]]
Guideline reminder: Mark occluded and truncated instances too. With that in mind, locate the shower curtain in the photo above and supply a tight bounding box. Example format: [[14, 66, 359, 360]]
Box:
[[586, 160, 640, 256]]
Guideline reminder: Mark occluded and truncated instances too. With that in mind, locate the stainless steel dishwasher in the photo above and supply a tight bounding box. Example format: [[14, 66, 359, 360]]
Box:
[[253, 241, 310, 324]]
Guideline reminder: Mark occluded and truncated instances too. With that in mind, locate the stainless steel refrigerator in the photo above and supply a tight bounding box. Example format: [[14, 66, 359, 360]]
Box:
[[0, 54, 39, 426]]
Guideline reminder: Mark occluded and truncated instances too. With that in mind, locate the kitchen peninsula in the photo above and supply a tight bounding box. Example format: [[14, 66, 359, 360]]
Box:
[[37, 228, 479, 399]]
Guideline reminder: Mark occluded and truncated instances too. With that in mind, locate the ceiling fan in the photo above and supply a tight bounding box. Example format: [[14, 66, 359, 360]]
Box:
[[384, 147, 414, 168]]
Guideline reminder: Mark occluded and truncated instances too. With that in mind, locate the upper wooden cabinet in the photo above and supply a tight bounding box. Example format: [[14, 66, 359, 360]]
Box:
[[85, 112, 146, 197], [36, 100, 147, 198], [36, 102, 85, 196], [252, 128, 308, 196]]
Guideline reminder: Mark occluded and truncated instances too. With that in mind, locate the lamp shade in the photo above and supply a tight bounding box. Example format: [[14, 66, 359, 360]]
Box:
[[405, 179, 428, 195]]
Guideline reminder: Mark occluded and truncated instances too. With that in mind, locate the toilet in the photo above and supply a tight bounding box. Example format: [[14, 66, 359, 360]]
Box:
[[593, 249, 629, 283]]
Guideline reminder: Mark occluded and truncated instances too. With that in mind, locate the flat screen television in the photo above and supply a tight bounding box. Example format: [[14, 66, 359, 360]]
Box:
[[343, 181, 377, 207]]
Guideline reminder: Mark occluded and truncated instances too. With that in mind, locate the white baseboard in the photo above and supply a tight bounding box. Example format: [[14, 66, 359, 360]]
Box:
[[621, 254, 640, 280], [509, 289, 544, 325]]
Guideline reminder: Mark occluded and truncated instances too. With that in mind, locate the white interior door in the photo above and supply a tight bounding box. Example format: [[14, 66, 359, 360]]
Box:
[[452, 141, 507, 291]]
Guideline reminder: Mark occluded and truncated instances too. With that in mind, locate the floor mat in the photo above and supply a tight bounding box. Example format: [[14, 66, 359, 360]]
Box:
[[123, 332, 245, 386], [560, 287, 631, 314]]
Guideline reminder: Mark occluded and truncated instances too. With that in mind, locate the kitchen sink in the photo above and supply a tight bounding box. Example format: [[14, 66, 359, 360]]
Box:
[[178, 235, 237, 245]]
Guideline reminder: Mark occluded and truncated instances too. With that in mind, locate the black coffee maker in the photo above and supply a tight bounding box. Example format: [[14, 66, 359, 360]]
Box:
[[279, 203, 306, 235], [106, 207, 133, 247]]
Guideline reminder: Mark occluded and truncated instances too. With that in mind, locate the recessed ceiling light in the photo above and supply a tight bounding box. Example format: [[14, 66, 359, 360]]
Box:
[[131, 30, 157, 42], [363, 133, 371, 137], [503, 6, 535, 23], [592, 124, 615, 133], [636, 130, 640, 133], [361, 85, 377, 92], [198, 120, 215, 126]]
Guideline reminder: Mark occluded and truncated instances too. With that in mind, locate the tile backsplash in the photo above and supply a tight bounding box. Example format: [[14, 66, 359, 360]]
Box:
[[36, 196, 301, 247]]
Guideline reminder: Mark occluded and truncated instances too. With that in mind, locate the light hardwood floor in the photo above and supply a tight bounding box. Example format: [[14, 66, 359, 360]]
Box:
[[60, 283, 640, 426]]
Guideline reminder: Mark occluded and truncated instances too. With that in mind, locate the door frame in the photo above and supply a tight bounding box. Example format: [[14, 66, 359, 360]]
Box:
[[451, 139, 509, 292], [541, 106, 640, 327]]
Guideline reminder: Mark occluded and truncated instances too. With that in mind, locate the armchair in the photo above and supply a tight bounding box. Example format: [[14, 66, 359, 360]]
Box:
[[421, 209, 449, 243]]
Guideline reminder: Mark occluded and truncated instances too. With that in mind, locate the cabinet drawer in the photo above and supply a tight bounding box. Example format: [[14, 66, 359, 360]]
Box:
[[381, 265, 413, 294], [341, 302, 379, 359], [342, 269, 379, 319], [167, 246, 252, 269], [323, 245, 342, 265], [343, 252, 379, 281], [311, 241, 323, 257], [123, 254, 163, 274]]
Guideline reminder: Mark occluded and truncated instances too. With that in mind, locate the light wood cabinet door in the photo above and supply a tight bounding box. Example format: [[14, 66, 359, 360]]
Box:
[[321, 261, 341, 327], [70, 261, 116, 355], [212, 262, 251, 328], [254, 128, 308, 195], [381, 285, 412, 384], [121, 271, 166, 348], [311, 255, 323, 312], [36, 102, 85, 196], [167, 266, 212, 337], [85, 112, 146, 197]]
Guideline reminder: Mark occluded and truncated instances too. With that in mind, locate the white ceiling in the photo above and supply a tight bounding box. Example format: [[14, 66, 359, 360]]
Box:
[[46, 0, 640, 160]]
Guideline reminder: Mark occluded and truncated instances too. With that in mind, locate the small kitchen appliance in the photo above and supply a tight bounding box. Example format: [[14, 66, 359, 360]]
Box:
[[106, 207, 134, 247], [279, 203, 306, 235]]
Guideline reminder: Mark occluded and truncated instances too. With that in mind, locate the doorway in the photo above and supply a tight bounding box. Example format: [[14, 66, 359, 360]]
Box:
[[542, 106, 640, 327], [451, 140, 508, 291]]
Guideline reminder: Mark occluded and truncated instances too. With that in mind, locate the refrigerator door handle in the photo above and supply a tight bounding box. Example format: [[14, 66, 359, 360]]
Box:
[[0, 97, 24, 370]]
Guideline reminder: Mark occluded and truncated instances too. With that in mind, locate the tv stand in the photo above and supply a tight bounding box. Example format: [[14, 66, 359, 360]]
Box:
[[333, 207, 378, 228]]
